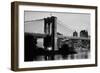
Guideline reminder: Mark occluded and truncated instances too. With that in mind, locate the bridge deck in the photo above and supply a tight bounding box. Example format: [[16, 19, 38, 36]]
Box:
[[25, 33, 90, 40]]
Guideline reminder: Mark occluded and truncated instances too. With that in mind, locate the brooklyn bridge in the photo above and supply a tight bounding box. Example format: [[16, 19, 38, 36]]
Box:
[[24, 16, 90, 61]]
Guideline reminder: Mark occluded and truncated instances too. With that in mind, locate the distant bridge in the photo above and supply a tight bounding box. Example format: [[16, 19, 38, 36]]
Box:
[[57, 35, 90, 40]]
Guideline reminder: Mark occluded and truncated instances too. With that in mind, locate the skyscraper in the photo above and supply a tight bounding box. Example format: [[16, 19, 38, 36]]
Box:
[[73, 31, 78, 37], [80, 30, 88, 37]]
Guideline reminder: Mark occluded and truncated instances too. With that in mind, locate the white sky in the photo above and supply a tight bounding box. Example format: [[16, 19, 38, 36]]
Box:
[[24, 11, 90, 36]]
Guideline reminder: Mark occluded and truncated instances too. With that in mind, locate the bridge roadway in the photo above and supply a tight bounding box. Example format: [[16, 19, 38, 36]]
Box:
[[25, 33, 90, 40]]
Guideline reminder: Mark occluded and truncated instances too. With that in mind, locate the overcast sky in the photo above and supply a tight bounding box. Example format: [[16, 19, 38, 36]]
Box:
[[24, 11, 90, 36]]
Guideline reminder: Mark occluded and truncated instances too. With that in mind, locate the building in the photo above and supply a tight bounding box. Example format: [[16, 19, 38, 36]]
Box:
[[73, 31, 78, 37], [80, 30, 88, 37]]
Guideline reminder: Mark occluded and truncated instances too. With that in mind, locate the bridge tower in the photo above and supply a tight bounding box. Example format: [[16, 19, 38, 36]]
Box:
[[44, 16, 57, 60]]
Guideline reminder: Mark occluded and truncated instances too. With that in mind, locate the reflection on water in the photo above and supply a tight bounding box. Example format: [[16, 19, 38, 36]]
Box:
[[30, 47, 90, 61]]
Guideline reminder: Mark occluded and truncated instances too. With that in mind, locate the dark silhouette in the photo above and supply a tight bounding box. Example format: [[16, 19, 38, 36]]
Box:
[[24, 33, 37, 61], [80, 30, 88, 37], [73, 31, 78, 37], [59, 44, 76, 59]]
